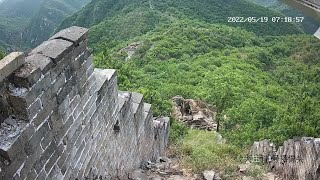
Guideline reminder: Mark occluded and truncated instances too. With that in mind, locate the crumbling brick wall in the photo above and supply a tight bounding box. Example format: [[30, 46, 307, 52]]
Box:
[[250, 138, 320, 180], [0, 26, 170, 179]]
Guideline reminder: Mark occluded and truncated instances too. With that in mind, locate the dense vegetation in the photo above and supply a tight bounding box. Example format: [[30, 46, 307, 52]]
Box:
[[0, 0, 90, 50], [0, 49, 5, 59], [59, 0, 303, 48], [94, 18, 320, 146]]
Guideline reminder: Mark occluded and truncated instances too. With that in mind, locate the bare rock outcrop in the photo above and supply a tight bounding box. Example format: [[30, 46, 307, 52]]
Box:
[[250, 137, 320, 180], [172, 96, 217, 131], [120, 42, 142, 60]]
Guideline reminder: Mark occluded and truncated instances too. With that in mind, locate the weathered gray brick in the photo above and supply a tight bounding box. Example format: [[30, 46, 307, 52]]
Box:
[[0, 123, 35, 164], [83, 95, 97, 115], [12, 63, 42, 88], [45, 143, 63, 173], [40, 130, 54, 150], [25, 169, 37, 180], [69, 86, 79, 101], [61, 146, 77, 176], [73, 102, 82, 120], [88, 80, 97, 96], [25, 54, 53, 74], [19, 143, 43, 178], [65, 114, 83, 146], [30, 39, 74, 64], [50, 52, 73, 80], [78, 91, 89, 110], [61, 107, 72, 124], [71, 140, 85, 168], [73, 40, 87, 61], [33, 140, 57, 173], [24, 121, 49, 156], [35, 169, 47, 180], [54, 115, 74, 144], [86, 63, 94, 78], [27, 98, 42, 120], [52, 73, 66, 95], [47, 164, 63, 180], [71, 56, 81, 74], [85, 54, 93, 70], [48, 109, 63, 134], [32, 72, 52, 100], [64, 66, 73, 81], [58, 95, 69, 115], [40, 87, 53, 107], [63, 167, 73, 180], [57, 76, 76, 104], [0, 52, 25, 82], [1, 149, 27, 179], [50, 26, 88, 46], [77, 142, 91, 177], [7, 94, 29, 120], [83, 104, 96, 129], [33, 97, 56, 128], [8, 89, 37, 107], [69, 94, 80, 113]]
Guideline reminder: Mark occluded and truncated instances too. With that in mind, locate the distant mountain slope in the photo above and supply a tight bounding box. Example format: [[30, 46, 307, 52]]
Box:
[[0, 0, 90, 50], [248, 0, 319, 34], [0, 0, 41, 19], [20, 0, 90, 48], [58, 0, 303, 47]]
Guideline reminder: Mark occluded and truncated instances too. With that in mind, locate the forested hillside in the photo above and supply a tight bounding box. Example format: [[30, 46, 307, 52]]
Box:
[[59, 0, 303, 47], [93, 19, 320, 146], [0, 49, 5, 59], [0, 0, 89, 50]]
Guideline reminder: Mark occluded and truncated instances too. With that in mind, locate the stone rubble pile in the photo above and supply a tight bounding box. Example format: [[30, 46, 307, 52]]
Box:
[[172, 96, 217, 131], [130, 157, 223, 180]]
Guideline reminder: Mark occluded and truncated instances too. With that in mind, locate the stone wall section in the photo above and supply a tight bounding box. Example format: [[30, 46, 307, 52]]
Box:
[[0, 26, 170, 179], [250, 138, 320, 180]]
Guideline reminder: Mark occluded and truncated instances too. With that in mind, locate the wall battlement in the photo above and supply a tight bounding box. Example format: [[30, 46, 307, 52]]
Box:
[[0, 26, 170, 179]]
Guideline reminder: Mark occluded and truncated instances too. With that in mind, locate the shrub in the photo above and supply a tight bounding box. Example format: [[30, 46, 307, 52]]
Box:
[[169, 119, 188, 144], [177, 129, 242, 173]]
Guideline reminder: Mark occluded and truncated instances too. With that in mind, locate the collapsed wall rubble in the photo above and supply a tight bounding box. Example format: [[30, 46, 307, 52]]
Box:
[[250, 138, 320, 180], [172, 96, 217, 131]]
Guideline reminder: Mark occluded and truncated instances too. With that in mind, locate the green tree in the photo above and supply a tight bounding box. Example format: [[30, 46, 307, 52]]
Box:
[[0, 50, 5, 59]]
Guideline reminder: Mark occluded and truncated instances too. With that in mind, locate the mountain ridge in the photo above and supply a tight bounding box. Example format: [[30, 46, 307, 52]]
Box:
[[58, 0, 304, 48], [0, 0, 90, 50]]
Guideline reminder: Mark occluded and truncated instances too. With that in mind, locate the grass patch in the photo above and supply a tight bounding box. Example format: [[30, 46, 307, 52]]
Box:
[[174, 129, 243, 174], [169, 119, 189, 144]]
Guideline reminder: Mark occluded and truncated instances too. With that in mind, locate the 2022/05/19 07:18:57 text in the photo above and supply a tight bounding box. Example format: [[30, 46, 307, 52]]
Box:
[[227, 16, 305, 23]]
